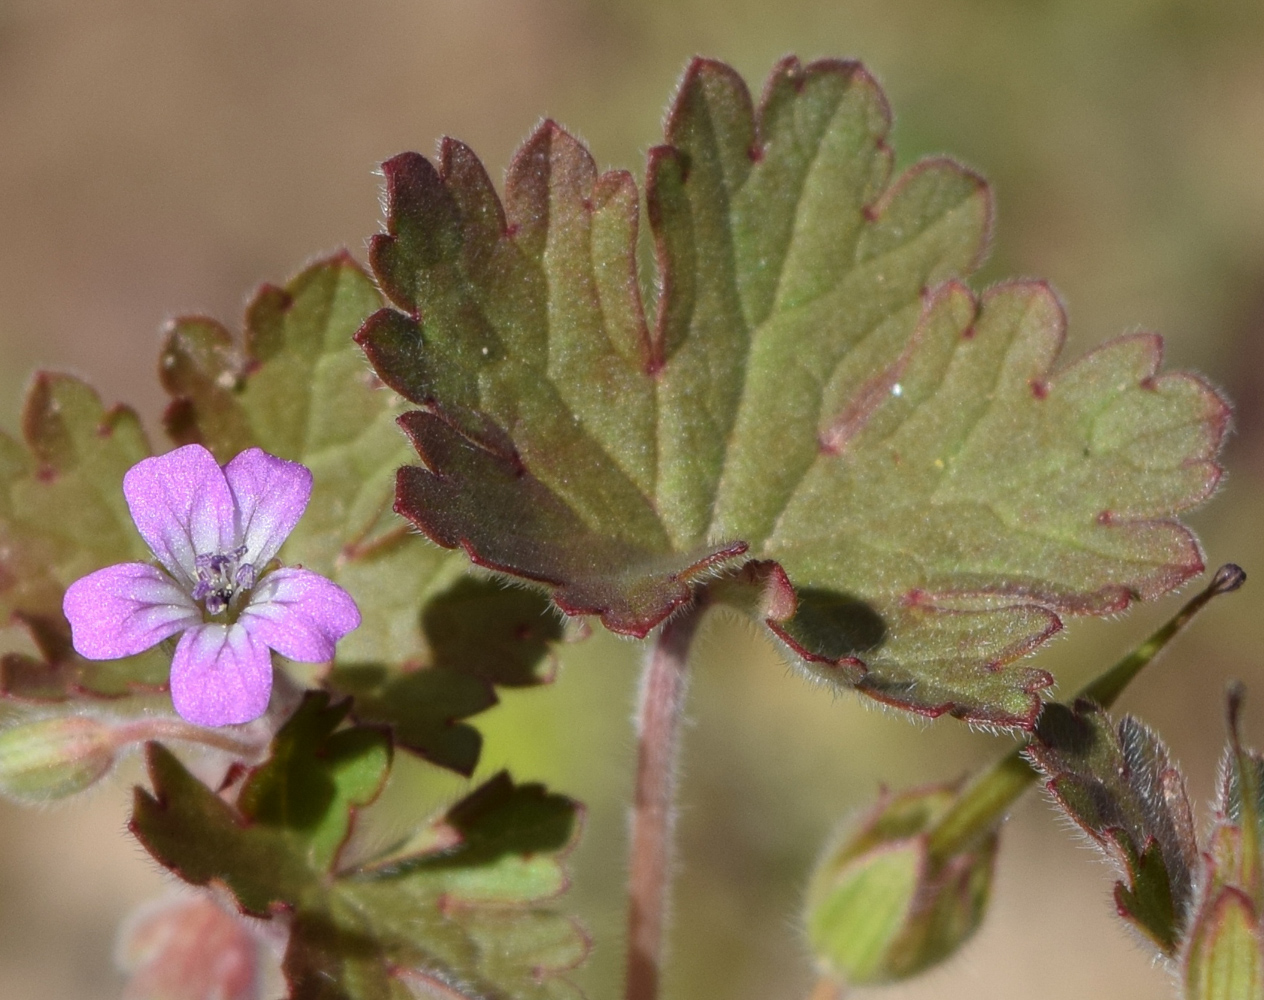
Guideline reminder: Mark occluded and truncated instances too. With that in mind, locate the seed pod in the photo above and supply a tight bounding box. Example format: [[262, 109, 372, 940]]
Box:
[[805, 783, 996, 987], [0, 714, 118, 803]]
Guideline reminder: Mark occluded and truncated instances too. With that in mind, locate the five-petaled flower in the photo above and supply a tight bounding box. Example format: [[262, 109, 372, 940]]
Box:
[[62, 444, 360, 727]]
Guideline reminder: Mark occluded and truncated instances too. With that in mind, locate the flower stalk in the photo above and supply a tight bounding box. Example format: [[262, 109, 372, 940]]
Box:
[[112, 718, 268, 760], [927, 562, 1245, 863], [805, 563, 1245, 998]]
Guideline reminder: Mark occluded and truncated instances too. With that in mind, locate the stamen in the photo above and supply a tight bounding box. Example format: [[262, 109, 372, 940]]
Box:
[[190, 545, 257, 616]]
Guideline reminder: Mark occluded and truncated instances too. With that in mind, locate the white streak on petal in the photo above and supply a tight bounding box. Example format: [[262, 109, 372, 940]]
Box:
[[123, 445, 235, 585], [170, 623, 272, 727], [63, 563, 198, 659], [223, 449, 312, 567], [240, 567, 360, 662]]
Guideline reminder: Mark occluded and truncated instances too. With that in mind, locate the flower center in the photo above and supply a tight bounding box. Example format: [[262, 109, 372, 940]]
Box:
[[191, 545, 256, 616]]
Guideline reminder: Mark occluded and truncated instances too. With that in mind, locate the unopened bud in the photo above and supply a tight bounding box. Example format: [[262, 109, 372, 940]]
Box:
[[1181, 685, 1264, 999], [118, 892, 276, 1000], [1183, 886, 1263, 1000], [0, 714, 118, 803], [805, 784, 996, 987]]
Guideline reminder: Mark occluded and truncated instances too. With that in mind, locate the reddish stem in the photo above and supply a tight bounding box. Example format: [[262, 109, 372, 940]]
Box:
[[625, 600, 707, 1000], [114, 718, 266, 759]]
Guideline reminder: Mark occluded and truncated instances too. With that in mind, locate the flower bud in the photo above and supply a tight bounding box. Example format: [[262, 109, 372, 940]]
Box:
[[1181, 684, 1264, 999], [117, 892, 276, 1000], [1183, 885, 1263, 1000], [0, 714, 118, 803], [805, 783, 997, 987]]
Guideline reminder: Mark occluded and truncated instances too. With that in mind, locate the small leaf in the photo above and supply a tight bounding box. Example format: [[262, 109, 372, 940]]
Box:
[[421, 577, 563, 687], [360, 56, 1226, 726], [1027, 699, 1199, 953], [355, 770, 578, 905], [0, 375, 167, 699], [130, 692, 587, 1000], [237, 694, 391, 874], [328, 576, 564, 776]]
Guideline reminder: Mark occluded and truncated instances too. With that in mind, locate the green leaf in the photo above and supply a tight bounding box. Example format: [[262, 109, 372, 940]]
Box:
[[359, 56, 1226, 727], [0, 374, 167, 699], [130, 692, 587, 1000], [1026, 699, 1199, 954], [329, 576, 564, 776]]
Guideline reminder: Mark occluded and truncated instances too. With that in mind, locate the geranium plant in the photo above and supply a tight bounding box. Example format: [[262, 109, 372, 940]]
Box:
[[0, 56, 1251, 1000]]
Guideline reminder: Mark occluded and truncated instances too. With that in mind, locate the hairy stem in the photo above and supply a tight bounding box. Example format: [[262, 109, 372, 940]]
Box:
[[114, 718, 267, 760], [625, 600, 708, 1000], [927, 563, 1245, 861]]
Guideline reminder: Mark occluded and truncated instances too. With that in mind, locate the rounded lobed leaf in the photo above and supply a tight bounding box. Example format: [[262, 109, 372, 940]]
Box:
[[360, 56, 1227, 727]]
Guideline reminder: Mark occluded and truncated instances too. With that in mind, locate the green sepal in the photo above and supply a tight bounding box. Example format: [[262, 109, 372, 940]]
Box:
[[1184, 888, 1264, 1000], [0, 713, 118, 803], [805, 784, 996, 986]]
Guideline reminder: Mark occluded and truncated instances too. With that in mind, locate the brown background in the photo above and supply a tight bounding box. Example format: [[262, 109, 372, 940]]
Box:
[[2, 1, 1264, 998]]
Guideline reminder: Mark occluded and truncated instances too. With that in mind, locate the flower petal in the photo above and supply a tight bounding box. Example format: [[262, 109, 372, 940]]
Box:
[[170, 623, 273, 726], [123, 445, 236, 584], [63, 563, 199, 659], [223, 448, 312, 567], [239, 567, 360, 662]]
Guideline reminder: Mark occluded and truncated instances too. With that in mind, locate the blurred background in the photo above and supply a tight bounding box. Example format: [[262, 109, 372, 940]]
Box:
[[1, 1, 1263, 998]]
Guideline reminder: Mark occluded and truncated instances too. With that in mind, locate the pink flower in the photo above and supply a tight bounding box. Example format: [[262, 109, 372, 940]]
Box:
[[63, 445, 360, 727]]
